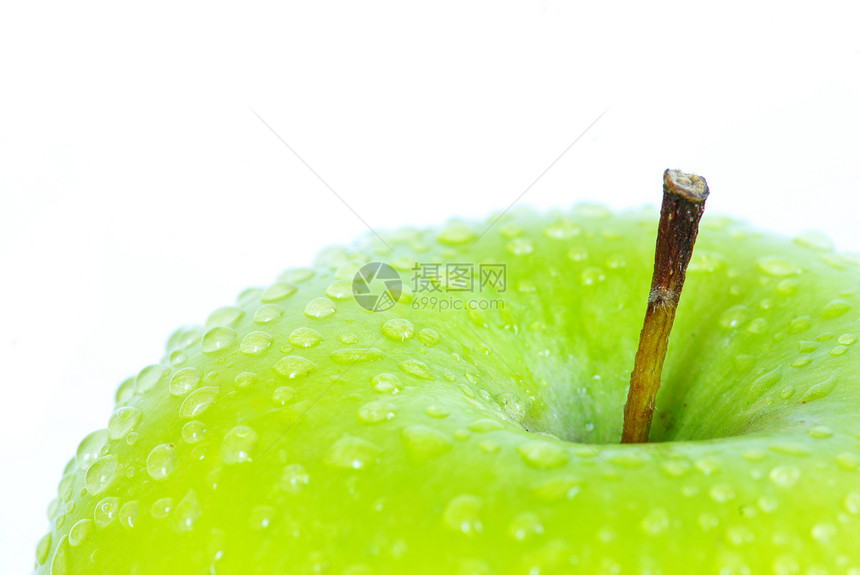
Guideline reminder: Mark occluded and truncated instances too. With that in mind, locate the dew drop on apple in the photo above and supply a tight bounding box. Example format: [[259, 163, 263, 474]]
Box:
[[239, 331, 273, 355], [253, 303, 283, 324], [398, 359, 433, 380], [324, 436, 382, 470], [443, 494, 483, 535], [280, 267, 315, 283], [793, 230, 834, 251], [220, 426, 258, 464], [709, 484, 736, 503], [206, 306, 244, 328], [93, 496, 119, 528], [371, 373, 404, 394], [640, 508, 670, 536], [340, 333, 358, 344], [68, 518, 93, 547], [146, 443, 177, 481], [768, 464, 800, 487], [107, 406, 141, 440], [234, 371, 260, 390], [35, 532, 51, 565], [304, 297, 337, 319], [424, 405, 450, 418], [180, 386, 220, 419], [236, 287, 263, 307], [776, 278, 799, 296], [418, 328, 441, 346], [119, 500, 139, 528], [567, 246, 588, 262], [180, 422, 205, 447], [273, 355, 317, 379], [507, 511, 544, 541], [381, 318, 414, 341], [835, 452, 860, 471], [57, 472, 75, 501], [85, 454, 118, 495], [506, 237, 534, 255], [516, 440, 569, 469], [280, 463, 309, 494], [544, 221, 582, 239], [174, 489, 202, 533], [271, 386, 296, 406], [261, 281, 297, 302], [330, 347, 385, 364], [822, 298, 851, 319], [115, 376, 136, 404], [201, 327, 236, 354], [808, 425, 833, 439], [288, 327, 324, 348], [166, 326, 203, 352], [135, 364, 168, 394], [401, 425, 452, 460], [437, 223, 476, 246], [151, 497, 173, 519], [76, 429, 109, 471], [718, 305, 749, 329], [757, 256, 801, 277], [249, 505, 274, 530], [357, 400, 396, 424], [580, 267, 605, 285], [789, 315, 812, 333], [844, 492, 860, 515], [169, 367, 203, 397], [838, 333, 857, 345]]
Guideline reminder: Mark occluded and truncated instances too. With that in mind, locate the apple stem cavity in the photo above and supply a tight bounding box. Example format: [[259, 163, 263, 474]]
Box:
[[621, 169, 709, 444]]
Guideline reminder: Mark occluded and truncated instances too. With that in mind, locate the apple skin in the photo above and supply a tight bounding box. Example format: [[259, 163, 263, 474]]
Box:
[[35, 205, 860, 574]]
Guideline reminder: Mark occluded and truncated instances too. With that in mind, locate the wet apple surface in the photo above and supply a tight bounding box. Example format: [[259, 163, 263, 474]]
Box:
[[36, 203, 860, 574]]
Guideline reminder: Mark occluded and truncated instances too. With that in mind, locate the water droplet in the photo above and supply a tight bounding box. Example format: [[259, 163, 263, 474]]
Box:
[[174, 490, 201, 533], [719, 305, 749, 329], [324, 436, 382, 469], [201, 327, 236, 354], [254, 304, 283, 324], [146, 444, 177, 480], [136, 364, 168, 394], [640, 508, 669, 536], [206, 306, 244, 328], [273, 355, 317, 379], [221, 426, 258, 464], [180, 386, 220, 419], [757, 256, 801, 277], [357, 401, 396, 424], [443, 494, 483, 534], [769, 465, 800, 487], [776, 278, 799, 296], [843, 492, 860, 515], [544, 221, 581, 239], [797, 340, 818, 353], [119, 500, 139, 528], [808, 426, 833, 439], [234, 371, 259, 390], [115, 376, 136, 404], [791, 356, 812, 368], [68, 518, 93, 547], [531, 477, 582, 502], [401, 425, 452, 460], [567, 246, 588, 262], [580, 267, 605, 285], [151, 497, 173, 519], [280, 268, 315, 283], [289, 327, 324, 348], [660, 459, 691, 477], [76, 430, 109, 471], [272, 386, 296, 405], [497, 392, 526, 423], [169, 367, 203, 397], [261, 281, 297, 302], [709, 484, 736, 502], [517, 440, 569, 469], [108, 407, 141, 440], [506, 237, 534, 255], [789, 316, 812, 333], [800, 375, 837, 403], [794, 231, 833, 251], [331, 348, 385, 364], [822, 299, 851, 319], [280, 463, 310, 494], [508, 511, 544, 541], [340, 333, 358, 344], [399, 359, 433, 380], [811, 523, 837, 544], [85, 455, 118, 495], [382, 318, 415, 341], [418, 328, 441, 346], [830, 345, 848, 356], [688, 250, 727, 273], [305, 297, 337, 319], [240, 331, 273, 355], [325, 280, 352, 300], [372, 373, 404, 394], [425, 405, 449, 418], [182, 420, 206, 443], [830, 447, 856, 471], [779, 386, 795, 399], [438, 223, 476, 246], [468, 418, 504, 432], [838, 333, 857, 345], [93, 496, 119, 528], [35, 532, 52, 565]]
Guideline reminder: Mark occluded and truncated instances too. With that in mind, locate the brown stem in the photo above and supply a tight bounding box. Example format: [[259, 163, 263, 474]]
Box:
[[621, 169, 709, 444]]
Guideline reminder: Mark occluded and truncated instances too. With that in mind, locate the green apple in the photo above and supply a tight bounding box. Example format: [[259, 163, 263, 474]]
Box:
[[34, 178, 860, 574]]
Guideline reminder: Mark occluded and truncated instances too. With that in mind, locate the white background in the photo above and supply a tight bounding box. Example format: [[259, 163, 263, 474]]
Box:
[[1, 2, 858, 572]]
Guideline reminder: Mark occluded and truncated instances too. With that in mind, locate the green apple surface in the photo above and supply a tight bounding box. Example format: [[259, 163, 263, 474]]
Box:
[[35, 205, 860, 574]]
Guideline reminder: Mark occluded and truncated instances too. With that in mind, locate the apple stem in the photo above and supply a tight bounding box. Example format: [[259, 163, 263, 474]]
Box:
[[621, 169, 709, 444]]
